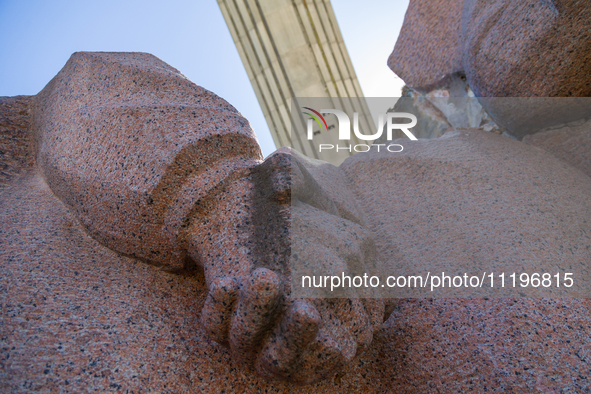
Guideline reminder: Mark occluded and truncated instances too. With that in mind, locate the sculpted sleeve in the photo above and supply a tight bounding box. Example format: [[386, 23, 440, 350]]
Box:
[[32, 52, 263, 270]]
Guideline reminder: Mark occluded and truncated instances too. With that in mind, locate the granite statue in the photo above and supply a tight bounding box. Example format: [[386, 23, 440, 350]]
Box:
[[388, 0, 591, 137], [2, 47, 591, 392]]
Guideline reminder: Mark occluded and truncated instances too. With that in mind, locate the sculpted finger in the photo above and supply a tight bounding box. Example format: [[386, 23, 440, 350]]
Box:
[[287, 332, 346, 385], [313, 298, 367, 359], [361, 298, 386, 330], [347, 298, 376, 354], [200, 276, 239, 346], [229, 268, 283, 366], [257, 300, 320, 379], [337, 298, 373, 354]]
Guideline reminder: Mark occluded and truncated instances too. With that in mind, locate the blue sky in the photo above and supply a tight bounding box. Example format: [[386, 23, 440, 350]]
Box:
[[0, 0, 408, 157]]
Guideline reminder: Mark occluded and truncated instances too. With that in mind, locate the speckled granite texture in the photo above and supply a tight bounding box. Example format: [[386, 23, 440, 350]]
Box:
[[391, 0, 591, 97], [32, 52, 263, 270], [0, 96, 34, 187], [4, 51, 591, 391], [2, 52, 387, 388], [387, 0, 464, 92], [343, 129, 591, 298], [389, 0, 591, 136], [0, 171, 392, 392], [462, 0, 591, 98], [339, 130, 591, 390], [3, 129, 591, 391], [523, 117, 591, 178]]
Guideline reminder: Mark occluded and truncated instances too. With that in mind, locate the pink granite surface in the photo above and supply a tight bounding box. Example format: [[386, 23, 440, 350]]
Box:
[[0, 96, 34, 187], [387, 0, 464, 93], [0, 171, 392, 392], [339, 130, 591, 391], [342, 130, 591, 295], [181, 146, 386, 383], [462, 0, 591, 98], [4, 168, 591, 392], [388, 0, 591, 136], [33, 52, 263, 270], [2, 52, 387, 389], [523, 117, 591, 179], [390, 0, 591, 98], [3, 52, 591, 392]]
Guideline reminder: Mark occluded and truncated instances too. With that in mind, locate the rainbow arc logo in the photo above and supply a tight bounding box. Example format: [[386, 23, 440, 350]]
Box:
[[302, 107, 328, 134]]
